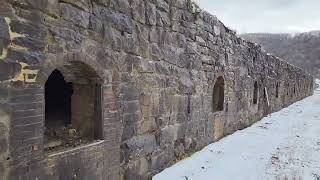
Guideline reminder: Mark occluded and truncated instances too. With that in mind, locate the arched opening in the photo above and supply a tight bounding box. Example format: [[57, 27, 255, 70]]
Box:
[[45, 70, 73, 131], [276, 83, 279, 98], [212, 76, 225, 112], [44, 62, 103, 152], [253, 81, 258, 105]]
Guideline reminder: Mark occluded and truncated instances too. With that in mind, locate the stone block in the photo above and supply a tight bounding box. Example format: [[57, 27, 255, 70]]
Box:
[[0, 61, 21, 81], [213, 114, 224, 141], [0, 17, 9, 45], [174, 141, 185, 158], [121, 113, 140, 141], [103, 26, 122, 51], [131, 0, 146, 24], [13, 0, 48, 11], [60, 0, 91, 11], [178, 74, 194, 94], [150, 148, 174, 171], [60, 3, 90, 28], [10, 19, 46, 40], [156, 10, 170, 27], [0, 137, 7, 155], [103, 12, 133, 34], [122, 134, 158, 160], [136, 118, 157, 135], [46, 0, 60, 17], [89, 15, 104, 34], [110, 0, 131, 14], [0, 86, 8, 103], [171, 0, 187, 9], [123, 100, 140, 114], [157, 124, 182, 146], [146, 2, 157, 26], [156, 0, 170, 12], [12, 36, 45, 51], [0, 1, 13, 17], [93, 0, 110, 7], [122, 32, 138, 54]]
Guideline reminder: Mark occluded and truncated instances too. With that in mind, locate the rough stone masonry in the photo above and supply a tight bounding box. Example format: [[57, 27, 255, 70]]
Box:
[[0, 0, 314, 179]]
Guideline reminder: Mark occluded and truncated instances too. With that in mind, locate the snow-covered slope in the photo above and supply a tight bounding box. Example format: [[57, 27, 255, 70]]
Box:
[[154, 81, 320, 180]]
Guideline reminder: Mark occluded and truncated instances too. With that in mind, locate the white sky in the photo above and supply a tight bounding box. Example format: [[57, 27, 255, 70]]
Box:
[[195, 0, 320, 34]]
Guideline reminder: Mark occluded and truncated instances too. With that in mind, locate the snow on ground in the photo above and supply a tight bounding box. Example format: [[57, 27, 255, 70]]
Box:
[[154, 82, 320, 180]]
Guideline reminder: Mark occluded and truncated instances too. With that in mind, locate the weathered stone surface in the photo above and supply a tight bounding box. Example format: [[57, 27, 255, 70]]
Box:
[[0, 17, 9, 46], [242, 32, 320, 79], [156, 10, 171, 27], [158, 124, 183, 146], [12, 37, 45, 51], [178, 74, 194, 94], [60, 3, 90, 28], [122, 134, 158, 161], [88, 14, 104, 34], [119, 83, 140, 101], [0, 138, 7, 154], [103, 11, 133, 34], [0, 86, 9, 103], [10, 19, 46, 40], [0, 0, 314, 179], [0, 62, 21, 81], [174, 141, 185, 157], [7, 49, 45, 65], [60, 0, 91, 11], [110, 0, 131, 14], [131, 0, 146, 24], [0, 2, 13, 17], [45, 0, 60, 17], [146, 2, 157, 26], [122, 113, 140, 141], [156, 0, 170, 13], [150, 148, 174, 172], [10, 0, 49, 11], [93, 0, 110, 7]]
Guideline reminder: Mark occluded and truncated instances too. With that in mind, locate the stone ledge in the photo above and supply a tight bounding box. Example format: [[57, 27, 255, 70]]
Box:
[[47, 140, 105, 158]]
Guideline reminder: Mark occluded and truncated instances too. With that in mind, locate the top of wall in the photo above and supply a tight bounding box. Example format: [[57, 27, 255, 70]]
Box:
[[188, 1, 312, 77], [0, 0, 313, 81]]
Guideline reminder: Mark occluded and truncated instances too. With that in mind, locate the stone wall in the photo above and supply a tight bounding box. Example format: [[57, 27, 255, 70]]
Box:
[[0, 0, 314, 179], [241, 32, 320, 79]]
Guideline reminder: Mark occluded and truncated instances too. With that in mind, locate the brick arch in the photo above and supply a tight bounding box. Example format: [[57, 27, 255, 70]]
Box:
[[36, 52, 105, 86], [8, 50, 121, 177], [36, 52, 104, 152]]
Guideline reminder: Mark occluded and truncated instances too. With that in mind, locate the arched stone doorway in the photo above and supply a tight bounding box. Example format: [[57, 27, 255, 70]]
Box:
[[44, 61, 104, 152], [212, 76, 225, 142], [45, 69, 72, 128], [276, 82, 279, 98], [212, 76, 225, 112], [253, 81, 259, 105], [7, 52, 121, 179]]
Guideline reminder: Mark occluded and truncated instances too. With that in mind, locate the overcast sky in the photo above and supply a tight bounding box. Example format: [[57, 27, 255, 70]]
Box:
[[195, 0, 320, 34]]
